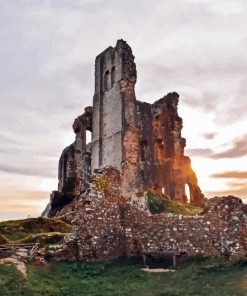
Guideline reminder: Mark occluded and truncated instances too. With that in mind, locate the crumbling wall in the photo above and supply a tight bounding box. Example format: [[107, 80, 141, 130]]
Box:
[[125, 196, 247, 261], [43, 39, 205, 218], [46, 168, 247, 262], [43, 40, 246, 263], [57, 106, 93, 195], [119, 41, 141, 198], [48, 167, 127, 261], [136, 92, 204, 205], [42, 107, 93, 217]]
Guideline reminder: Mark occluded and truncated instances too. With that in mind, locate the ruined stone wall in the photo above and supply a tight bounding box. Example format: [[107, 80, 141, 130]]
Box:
[[57, 107, 93, 196], [89, 40, 204, 205], [124, 196, 247, 261], [91, 42, 124, 172], [43, 39, 205, 218], [77, 167, 126, 261], [135, 92, 204, 205], [47, 168, 247, 262], [119, 42, 141, 198], [48, 167, 127, 261], [43, 40, 245, 263]]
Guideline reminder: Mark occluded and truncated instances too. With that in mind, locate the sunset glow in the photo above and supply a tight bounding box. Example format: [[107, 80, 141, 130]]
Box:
[[0, 0, 246, 219]]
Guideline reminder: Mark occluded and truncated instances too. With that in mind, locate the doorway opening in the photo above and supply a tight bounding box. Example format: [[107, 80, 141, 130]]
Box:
[[185, 184, 190, 203]]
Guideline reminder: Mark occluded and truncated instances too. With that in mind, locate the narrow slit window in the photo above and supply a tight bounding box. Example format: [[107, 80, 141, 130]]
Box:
[[111, 66, 115, 87], [104, 70, 110, 91]]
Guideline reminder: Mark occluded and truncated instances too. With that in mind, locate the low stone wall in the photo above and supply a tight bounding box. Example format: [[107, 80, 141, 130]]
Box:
[[124, 196, 247, 261], [47, 168, 247, 262]]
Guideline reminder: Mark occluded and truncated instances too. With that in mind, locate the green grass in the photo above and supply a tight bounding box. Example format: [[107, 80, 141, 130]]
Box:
[[163, 200, 203, 216], [0, 257, 246, 295], [15, 232, 67, 247], [0, 217, 72, 245], [147, 192, 165, 214], [147, 191, 203, 216]]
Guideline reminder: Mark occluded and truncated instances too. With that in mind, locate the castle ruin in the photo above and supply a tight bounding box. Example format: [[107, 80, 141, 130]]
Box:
[[44, 39, 204, 217], [43, 40, 247, 263]]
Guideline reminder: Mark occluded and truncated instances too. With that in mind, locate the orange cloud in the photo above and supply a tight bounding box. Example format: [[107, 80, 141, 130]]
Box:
[[0, 189, 49, 218], [0, 189, 49, 202], [205, 184, 247, 199], [210, 171, 247, 179], [225, 181, 247, 188], [0, 204, 41, 215]]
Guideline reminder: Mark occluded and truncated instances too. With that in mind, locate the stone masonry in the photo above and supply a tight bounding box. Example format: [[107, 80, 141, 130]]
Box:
[[43, 39, 205, 217], [43, 40, 247, 262], [47, 167, 247, 262]]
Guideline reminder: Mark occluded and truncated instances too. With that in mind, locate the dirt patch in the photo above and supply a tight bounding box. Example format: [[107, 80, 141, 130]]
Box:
[[141, 268, 175, 273], [0, 257, 27, 277]]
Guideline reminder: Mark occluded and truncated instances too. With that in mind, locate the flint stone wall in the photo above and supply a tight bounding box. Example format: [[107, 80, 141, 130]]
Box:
[[43, 40, 206, 218], [47, 168, 247, 262]]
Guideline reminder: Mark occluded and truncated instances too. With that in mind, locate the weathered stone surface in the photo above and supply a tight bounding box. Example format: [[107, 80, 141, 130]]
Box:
[[47, 167, 126, 261], [136, 92, 204, 205], [46, 168, 247, 262], [59, 106, 92, 195], [43, 39, 205, 218], [43, 40, 246, 263]]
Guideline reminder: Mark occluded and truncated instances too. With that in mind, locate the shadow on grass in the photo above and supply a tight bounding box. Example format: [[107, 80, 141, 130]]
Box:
[[0, 256, 246, 296]]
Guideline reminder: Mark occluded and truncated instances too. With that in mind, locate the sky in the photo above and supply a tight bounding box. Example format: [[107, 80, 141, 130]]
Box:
[[0, 0, 246, 220]]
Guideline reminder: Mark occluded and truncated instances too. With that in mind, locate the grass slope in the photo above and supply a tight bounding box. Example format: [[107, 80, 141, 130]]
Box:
[[0, 217, 72, 245], [15, 232, 68, 247], [0, 235, 9, 244], [0, 257, 247, 296], [147, 191, 203, 216]]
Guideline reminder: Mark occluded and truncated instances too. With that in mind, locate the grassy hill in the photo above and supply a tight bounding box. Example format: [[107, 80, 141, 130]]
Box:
[[0, 257, 247, 296], [0, 217, 72, 246]]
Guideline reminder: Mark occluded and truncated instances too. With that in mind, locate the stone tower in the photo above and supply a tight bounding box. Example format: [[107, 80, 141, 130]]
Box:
[[91, 40, 137, 172], [91, 40, 140, 198], [43, 40, 204, 217]]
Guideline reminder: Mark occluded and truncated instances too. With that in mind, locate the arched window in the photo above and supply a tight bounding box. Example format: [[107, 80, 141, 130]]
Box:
[[104, 70, 110, 91], [86, 130, 92, 144], [185, 184, 191, 203], [141, 139, 149, 161], [111, 66, 115, 87]]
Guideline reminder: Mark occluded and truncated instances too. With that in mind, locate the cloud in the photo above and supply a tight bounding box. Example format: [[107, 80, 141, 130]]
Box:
[[186, 148, 214, 157], [210, 171, 247, 179], [0, 190, 49, 203], [0, 204, 42, 215], [205, 183, 247, 198], [0, 0, 247, 217], [225, 181, 246, 188], [201, 132, 217, 140], [212, 134, 247, 159], [187, 134, 247, 159], [0, 164, 56, 178], [0, 189, 49, 217]]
